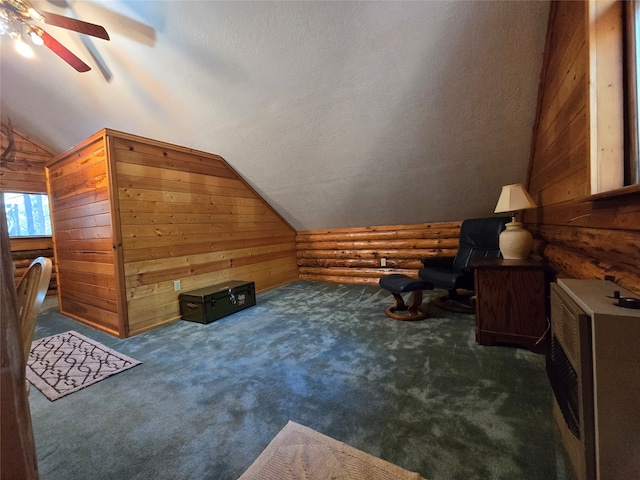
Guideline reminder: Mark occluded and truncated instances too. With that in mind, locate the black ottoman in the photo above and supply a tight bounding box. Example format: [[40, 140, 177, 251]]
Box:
[[379, 274, 434, 321]]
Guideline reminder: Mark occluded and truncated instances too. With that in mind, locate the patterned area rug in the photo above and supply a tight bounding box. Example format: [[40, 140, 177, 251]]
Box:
[[27, 330, 141, 401], [239, 421, 425, 480]]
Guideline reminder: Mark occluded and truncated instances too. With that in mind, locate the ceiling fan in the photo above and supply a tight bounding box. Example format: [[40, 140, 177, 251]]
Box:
[[0, 0, 109, 72]]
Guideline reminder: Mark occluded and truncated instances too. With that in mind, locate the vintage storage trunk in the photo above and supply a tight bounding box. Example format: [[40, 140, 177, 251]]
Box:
[[179, 281, 256, 324]]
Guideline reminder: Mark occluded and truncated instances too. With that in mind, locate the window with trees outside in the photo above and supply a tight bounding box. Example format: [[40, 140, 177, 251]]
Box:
[[3, 192, 52, 237]]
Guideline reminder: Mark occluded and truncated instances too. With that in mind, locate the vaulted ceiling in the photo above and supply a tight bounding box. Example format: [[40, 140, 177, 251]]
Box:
[[0, 0, 549, 231]]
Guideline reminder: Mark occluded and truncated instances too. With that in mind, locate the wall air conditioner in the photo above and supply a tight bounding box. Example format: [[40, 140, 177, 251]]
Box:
[[547, 279, 640, 480]]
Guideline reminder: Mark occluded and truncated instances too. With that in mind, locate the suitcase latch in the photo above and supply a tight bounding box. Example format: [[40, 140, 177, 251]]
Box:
[[229, 288, 237, 305]]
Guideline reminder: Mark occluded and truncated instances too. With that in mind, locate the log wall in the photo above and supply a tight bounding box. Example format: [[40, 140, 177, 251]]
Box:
[[1, 122, 57, 293], [525, 0, 640, 296], [10, 237, 56, 295], [297, 222, 461, 285], [47, 129, 298, 337]]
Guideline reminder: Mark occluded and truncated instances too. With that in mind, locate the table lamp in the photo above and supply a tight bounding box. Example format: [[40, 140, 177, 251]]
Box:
[[494, 183, 537, 259]]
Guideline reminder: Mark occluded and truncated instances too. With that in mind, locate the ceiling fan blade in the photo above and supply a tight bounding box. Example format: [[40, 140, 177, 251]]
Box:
[[41, 10, 110, 40], [41, 30, 91, 72]]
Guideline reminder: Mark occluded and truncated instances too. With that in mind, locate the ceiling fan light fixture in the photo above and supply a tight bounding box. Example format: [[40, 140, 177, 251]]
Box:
[[1, 0, 108, 71], [27, 26, 43, 45], [15, 36, 34, 57], [27, 7, 44, 22]]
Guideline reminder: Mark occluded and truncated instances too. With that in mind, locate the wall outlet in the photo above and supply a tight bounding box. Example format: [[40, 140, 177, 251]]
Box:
[[174, 280, 181, 291], [381, 257, 387, 267]]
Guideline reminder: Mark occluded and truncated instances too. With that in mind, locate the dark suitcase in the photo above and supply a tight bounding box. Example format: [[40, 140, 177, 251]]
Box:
[[179, 280, 256, 324]]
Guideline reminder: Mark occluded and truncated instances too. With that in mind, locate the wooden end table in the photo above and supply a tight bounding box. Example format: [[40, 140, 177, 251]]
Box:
[[471, 257, 547, 353]]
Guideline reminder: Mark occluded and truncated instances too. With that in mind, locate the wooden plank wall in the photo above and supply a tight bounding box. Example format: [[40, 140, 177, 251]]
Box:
[[527, 0, 589, 204], [45, 135, 120, 334], [46, 129, 299, 337], [0, 122, 57, 293], [0, 123, 52, 193], [525, 0, 640, 296], [297, 222, 461, 285], [112, 130, 299, 336]]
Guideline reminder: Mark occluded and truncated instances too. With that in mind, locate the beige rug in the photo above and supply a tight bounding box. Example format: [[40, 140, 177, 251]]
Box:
[[27, 330, 141, 401], [238, 421, 425, 480]]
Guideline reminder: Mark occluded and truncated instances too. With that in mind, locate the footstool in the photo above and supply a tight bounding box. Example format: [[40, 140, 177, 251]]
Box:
[[379, 274, 434, 321]]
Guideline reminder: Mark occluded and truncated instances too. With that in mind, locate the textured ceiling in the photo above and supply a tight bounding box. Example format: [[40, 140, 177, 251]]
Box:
[[0, 0, 549, 231]]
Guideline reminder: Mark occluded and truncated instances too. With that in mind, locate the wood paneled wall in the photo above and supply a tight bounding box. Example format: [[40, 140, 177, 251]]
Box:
[[47, 129, 298, 337], [46, 134, 119, 333], [297, 222, 461, 285], [527, 0, 589, 204], [1, 122, 56, 293], [1, 123, 52, 193], [526, 0, 640, 296]]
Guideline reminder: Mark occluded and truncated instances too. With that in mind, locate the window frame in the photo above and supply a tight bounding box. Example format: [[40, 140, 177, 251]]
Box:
[[625, 0, 640, 186], [587, 0, 625, 195]]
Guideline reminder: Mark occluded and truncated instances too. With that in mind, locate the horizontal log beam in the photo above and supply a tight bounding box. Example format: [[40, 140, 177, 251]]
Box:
[[297, 221, 461, 235], [297, 248, 457, 260], [10, 250, 54, 261], [296, 226, 460, 242], [296, 238, 459, 250], [298, 258, 423, 269], [533, 224, 640, 274], [533, 238, 640, 295], [299, 274, 381, 286], [299, 267, 417, 278]]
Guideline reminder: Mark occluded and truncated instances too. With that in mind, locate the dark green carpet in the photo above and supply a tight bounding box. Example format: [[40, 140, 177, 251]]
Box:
[[29, 281, 573, 479]]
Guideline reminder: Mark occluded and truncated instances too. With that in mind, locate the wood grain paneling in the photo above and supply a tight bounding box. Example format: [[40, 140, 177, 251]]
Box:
[[46, 133, 121, 335], [1, 123, 52, 193], [1, 122, 57, 293], [47, 129, 298, 337], [526, 1, 640, 296], [528, 0, 590, 205], [297, 222, 461, 285]]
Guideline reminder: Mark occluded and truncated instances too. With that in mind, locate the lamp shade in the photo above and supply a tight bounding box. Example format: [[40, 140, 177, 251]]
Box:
[[494, 183, 537, 214]]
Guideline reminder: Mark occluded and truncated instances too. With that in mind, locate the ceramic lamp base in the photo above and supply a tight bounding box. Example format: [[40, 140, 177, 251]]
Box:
[[499, 221, 533, 259]]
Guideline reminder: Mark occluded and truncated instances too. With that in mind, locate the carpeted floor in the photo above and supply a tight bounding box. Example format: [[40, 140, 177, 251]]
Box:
[[29, 281, 574, 479]]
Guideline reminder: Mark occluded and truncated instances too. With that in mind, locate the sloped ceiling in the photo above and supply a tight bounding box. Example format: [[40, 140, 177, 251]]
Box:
[[0, 0, 549, 231]]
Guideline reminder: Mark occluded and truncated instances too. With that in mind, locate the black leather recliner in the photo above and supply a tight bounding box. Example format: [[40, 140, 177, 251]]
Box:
[[418, 216, 510, 312]]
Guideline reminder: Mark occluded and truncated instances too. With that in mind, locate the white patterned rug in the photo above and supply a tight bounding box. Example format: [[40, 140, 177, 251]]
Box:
[[239, 421, 425, 480], [27, 330, 141, 401]]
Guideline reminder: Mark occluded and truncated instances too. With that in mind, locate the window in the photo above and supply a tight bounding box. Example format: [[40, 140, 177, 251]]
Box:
[[3, 192, 52, 237]]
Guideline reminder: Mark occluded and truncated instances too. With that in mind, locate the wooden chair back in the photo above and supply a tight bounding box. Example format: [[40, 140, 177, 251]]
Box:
[[16, 257, 53, 362]]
